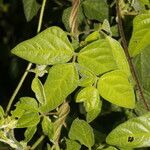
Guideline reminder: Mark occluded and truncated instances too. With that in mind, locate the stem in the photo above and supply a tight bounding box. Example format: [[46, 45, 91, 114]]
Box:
[[5, 0, 47, 115], [116, 0, 150, 111], [30, 135, 45, 150], [5, 63, 32, 115], [37, 0, 47, 33], [69, 0, 80, 36]]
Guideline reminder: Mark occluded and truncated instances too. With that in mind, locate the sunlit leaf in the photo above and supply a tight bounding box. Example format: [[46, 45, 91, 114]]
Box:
[[129, 13, 150, 57], [66, 139, 81, 150], [97, 70, 135, 109], [76, 86, 102, 122], [31, 77, 46, 105], [17, 112, 40, 128], [22, 0, 40, 22], [12, 26, 74, 65], [42, 116, 54, 140], [77, 64, 96, 87], [106, 113, 150, 148], [98, 146, 118, 150], [69, 118, 94, 148], [105, 36, 131, 76], [0, 106, 4, 118], [17, 97, 39, 112], [11, 97, 39, 119], [78, 39, 117, 75], [85, 31, 101, 43], [78, 36, 130, 76], [40, 63, 79, 112]]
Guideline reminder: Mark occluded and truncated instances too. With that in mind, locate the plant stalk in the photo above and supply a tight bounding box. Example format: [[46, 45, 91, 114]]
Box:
[[5, 0, 47, 115], [116, 0, 150, 111], [30, 135, 45, 150]]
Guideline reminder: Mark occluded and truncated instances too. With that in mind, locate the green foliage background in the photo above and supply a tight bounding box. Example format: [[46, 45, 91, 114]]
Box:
[[0, 0, 150, 150]]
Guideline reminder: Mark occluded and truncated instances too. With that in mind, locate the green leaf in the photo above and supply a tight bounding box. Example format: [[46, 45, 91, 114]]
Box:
[[31, 77, 46, 105], [42, 116, 54, 140], [78, 36, 130, 76], [0, 106, 4, 118], [111, 25, 119, 37], [24, 126, 37, 142], [77, 65, 96, 87], [85, 31, 101, 43], [11, 107, 25, 119], [76, 86, 102, 122], [135, 0, 150, 12], [17, 97, 39, 112], [40, 63, 79, 112], [97, 70, 135, 109], [22, 0, 40, 22], [106, 113, 150, 148], [66, 139, 81, 150], [105, 36, 131, 76], [133, 46, 150, 92], [78, 39, 117, 75], [11, 97, 39, 119], [11, 26, 74, 65], [17, 112, 40, 128], [129, 13, 150, 57], [101, 19, 112, 36], [69, 118, 94, 148], [99, 146, 118, 150], [83, 0, 108, 22], [135, 89, 150, 115]]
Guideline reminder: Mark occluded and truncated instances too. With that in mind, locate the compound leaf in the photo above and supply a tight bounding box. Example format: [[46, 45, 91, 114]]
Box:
[[106, 113, 150, 148], [40, 63, 79, 112], [69, 118, 94, 149], [97, 70, 135, 109], [12, 26, 74, 65]]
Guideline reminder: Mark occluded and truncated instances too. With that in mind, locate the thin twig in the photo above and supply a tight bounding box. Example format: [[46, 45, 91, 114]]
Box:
[[5, 0, 47, 116], [116, 0, 150, 111], [30, 135, 45, 150]]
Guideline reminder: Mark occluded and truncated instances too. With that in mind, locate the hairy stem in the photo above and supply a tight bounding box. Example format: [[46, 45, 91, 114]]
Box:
[[69, 0, 80, 36], [116, 0, 150, 111], [30, 135, 45, 150], [5, 0, 47, 115]]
